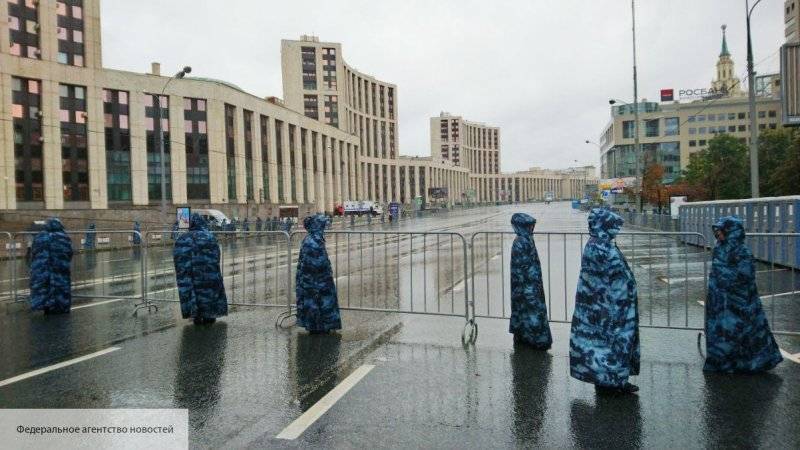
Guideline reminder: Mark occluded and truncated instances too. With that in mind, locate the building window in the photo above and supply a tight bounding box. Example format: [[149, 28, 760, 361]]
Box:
[[322, 47, 336, 89], [12, 77, 44, 202], [60, 83, 89, 201], [758, 111, 766, 119], [689, 127, 696, 135], [699, 139, 707, 146], [275, 120, 284, 202], [768, 110, 777, 118], [288, 124, 296, 199], [379, 85, 385, 118], [301, 46, 317, 90], [664, 117, 679, 136], [184, 97, 209, 200], [688, 116, 696, 122], [728, 125, 736, 132], [145, 93, 170, 202], [324, 95, 339, 127], [758, 123, 766, 130], [689, 140, 696, 147], [244, 109, 254, 201], [717, 113, 725, 121], [699, 127, 707, 134], [259, 115, 270, 202], [303, 94, 318, 119], [769, 123, 777, 129], [728, 113, 736, 120], [738, 112, 746, 119], [56, 0, 84, 67], [388, 87, 395, 120], [103, 89, 131, 201], [8, 0, 40, 59], [225, 104, 237, 200], [622, 120, 635, 139]]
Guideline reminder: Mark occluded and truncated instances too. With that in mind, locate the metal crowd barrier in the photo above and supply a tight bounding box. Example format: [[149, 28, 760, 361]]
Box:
[[285, 230, 474, 340], [623, 212, 678, 232], [143, 230, 292, 315], [469, 231, 710, 336], [6, 230, 145, 308]]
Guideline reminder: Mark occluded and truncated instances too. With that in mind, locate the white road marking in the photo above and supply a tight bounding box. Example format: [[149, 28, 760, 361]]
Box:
[[780, 349, 800, 364], [759, 291, 798, 301], [276, 364, 375, 440], [659, 269, 791, 285], [0, 347, 120, 387], [72, 298, 127, 310]]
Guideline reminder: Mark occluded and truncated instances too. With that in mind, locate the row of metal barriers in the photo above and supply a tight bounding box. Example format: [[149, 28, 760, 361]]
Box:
[[1, 229, 797, 342]]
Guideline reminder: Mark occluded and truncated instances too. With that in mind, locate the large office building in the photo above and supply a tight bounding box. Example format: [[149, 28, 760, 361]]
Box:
[[430, 112, 500, 175], [599, 27, 782, 183], [0, 0, 594, 225]]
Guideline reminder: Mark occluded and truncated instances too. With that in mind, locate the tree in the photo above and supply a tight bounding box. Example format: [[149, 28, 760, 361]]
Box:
[[641, 164, 669, 213], [758, 128, 800, 197], [682, 134, 749, 200]]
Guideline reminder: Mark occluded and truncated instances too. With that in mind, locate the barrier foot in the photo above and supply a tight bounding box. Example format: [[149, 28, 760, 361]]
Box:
[[132, 301, 159, 316], [461, 319, 478, 345], [275, 309, 296, 329], [697, 332, 705, 358]]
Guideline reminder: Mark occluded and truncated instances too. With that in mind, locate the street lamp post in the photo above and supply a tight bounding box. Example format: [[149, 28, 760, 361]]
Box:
[[631, 0, 642, 212], [746, 0, 763, 198], [156, 66, 192, 225]]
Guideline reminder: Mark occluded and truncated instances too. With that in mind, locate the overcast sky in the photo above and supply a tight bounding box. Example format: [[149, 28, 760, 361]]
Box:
[[102, 0, 786, 172]]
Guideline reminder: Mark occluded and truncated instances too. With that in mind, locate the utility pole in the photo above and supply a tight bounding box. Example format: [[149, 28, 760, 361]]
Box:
[[156, 66, 192, 225], [631, 0, 642, 211], [746, 0, 763, 198]]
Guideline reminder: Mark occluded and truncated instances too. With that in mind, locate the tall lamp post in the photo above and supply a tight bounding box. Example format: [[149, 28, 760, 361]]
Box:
[[746, 0, 763, 198], [156, 66, 192, 224]]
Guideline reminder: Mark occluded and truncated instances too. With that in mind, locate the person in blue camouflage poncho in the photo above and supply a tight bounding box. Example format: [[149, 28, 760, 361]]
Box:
[[570, 208, 640, 394], [509, 213, 552, 349], [173, 213, 228, 325], [295, 214, 341, 333], [30, 218, 73, 314], [704, 216, 782, 373]]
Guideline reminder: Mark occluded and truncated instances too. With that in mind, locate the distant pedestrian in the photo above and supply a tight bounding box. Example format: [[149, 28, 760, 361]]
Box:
[[30, 218, 73, 314], [255, 217, 263, 232], [703, 216, 783, 373], [243, 217, 250, 232], [171, 221, 180, 240], [295, 214, 341, 333], [132, 221, 142, 245], [173, 214, 228, 325], [83, 223, 96, 249], [509, 213, 552, 349], [569, 208, 640, 394]]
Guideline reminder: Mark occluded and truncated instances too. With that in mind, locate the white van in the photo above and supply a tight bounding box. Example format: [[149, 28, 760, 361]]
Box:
[[194, 209, 230, 228]]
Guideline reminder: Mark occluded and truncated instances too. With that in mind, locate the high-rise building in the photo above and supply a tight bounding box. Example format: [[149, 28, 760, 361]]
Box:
[[430, 113, 500, 175]]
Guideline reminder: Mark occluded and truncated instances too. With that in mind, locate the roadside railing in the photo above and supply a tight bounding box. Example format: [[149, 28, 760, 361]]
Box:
[[143, 230, 292, 314], [284, 230, 472, 338], [7, 230, 145, 307], [469, 231, 710, 336]]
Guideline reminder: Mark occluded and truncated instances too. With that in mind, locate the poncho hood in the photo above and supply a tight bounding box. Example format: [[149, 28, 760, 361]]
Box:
[[189, 213, 208, 231], [303, 214, 330, 237], [46, 218, 65, 233], [511, 213, 536, 237], [712, 216, 745, 245], [588, 208, 623, 240]]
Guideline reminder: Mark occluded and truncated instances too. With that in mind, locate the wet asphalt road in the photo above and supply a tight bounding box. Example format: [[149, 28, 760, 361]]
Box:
[[1, 202, 799, 448]]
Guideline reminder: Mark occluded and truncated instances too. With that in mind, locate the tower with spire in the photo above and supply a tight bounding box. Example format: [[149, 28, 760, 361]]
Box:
[[711, 24, 743, 97]]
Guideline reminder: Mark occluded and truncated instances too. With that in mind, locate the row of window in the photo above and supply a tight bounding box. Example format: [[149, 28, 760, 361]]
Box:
[[688, 123, 778, 135], [347, 71, 395, 120], [687, 110, 776, 122], [8, 0, 86, 66]]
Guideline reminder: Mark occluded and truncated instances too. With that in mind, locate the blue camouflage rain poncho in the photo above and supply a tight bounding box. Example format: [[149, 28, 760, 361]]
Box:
[[704, 216, 782, 373], [30, 218, 73, 314], [570, 208, 640, 388], [173, 214, 228, 322], [295, 214, 342, 333], [509, 213, 552, 349]]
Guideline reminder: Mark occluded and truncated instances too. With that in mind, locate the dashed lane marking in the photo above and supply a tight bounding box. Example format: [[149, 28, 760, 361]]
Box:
[[0, 347, 120, 388], [780, 349, 800, 364], [276, 364, 375, 440]]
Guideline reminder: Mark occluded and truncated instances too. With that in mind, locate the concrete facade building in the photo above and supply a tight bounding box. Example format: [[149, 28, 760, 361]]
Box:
[[599, 27, 782, 183], [0, 4, 594, 224], [430, 112, 500, 175]]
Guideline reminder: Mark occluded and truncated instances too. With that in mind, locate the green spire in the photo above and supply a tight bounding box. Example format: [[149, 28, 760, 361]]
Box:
[[720, 24, 730, 57]]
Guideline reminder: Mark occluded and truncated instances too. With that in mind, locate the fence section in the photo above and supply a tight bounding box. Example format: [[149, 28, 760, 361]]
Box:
[[469, 231, 710, 332], [288, 230, 471, 323], [9, 230, 145, 306], [143, 231, 292, 311]]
